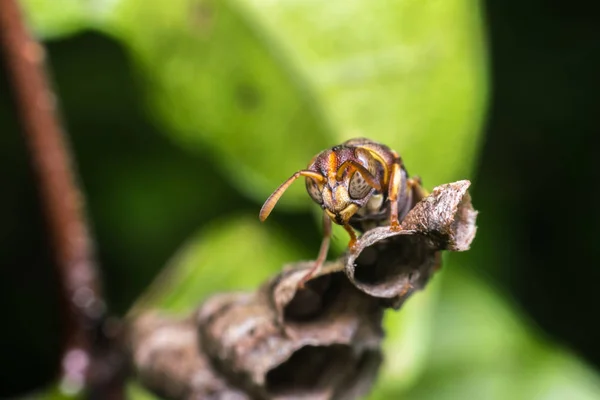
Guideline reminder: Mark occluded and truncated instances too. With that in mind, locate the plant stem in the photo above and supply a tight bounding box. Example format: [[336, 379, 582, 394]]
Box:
[[0, 1, 122, 397]]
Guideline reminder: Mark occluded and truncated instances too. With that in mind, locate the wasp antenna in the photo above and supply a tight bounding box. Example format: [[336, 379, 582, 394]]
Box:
[[259, 170, 325, 222]]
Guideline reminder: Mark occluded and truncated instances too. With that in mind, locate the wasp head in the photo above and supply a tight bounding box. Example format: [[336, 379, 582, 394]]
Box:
[[304, 146, 382, 225], [259, 145, 383, 225]]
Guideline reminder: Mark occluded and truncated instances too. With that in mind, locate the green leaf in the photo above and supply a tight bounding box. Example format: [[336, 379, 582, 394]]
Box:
[[18, 384, 82, 400], [19, 0, 117, 38], [109, 0, 488, 207], [378, 272, 442, 390], [237, 0, 489, 185], [127, 381, 160, 400], [370, 266, 600, 399], [129, 214, 305, 314], [110, 0, 333, 206]]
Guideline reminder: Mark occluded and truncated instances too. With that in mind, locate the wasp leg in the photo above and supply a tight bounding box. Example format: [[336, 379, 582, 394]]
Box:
[[335, 160, 382, 191], [342, 223, 358, 251], [387, 156, 403, 231], [299, 212, 332, 288], [407, 175, 429, 204]]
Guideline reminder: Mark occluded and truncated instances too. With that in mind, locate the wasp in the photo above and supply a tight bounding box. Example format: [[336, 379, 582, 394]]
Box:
[[259, 138, 427, 285]]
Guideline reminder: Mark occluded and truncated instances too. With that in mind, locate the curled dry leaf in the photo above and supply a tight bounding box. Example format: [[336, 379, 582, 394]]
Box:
[[345, 180, 477, 305], [401, 180, 477, 251]]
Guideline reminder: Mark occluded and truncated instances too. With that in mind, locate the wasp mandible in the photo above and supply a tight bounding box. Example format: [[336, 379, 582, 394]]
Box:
[[259, 138, 427, 285]]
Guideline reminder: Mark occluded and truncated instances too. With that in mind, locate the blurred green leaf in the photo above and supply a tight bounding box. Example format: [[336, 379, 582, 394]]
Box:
[[378, 273, 442, 390], [127, 381, 160, 400], [237, 0, 488, 185], [108, 0, 487, 207], [19, 0, 116, 38], [20, 384, 81, 400], [110, 0, 333, 206], [369, 266, 600, 400], [23, 0, 487, 205], [130, 214, 305, 314]]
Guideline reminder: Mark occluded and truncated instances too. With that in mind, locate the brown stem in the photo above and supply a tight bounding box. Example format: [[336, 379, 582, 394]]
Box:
[[0, 1, 122, 397]]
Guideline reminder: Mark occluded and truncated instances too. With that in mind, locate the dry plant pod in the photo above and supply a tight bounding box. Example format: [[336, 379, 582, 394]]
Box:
[[197, 262, 383, 400], [345, 180, 477, 305], [129, 312, 248, 399]]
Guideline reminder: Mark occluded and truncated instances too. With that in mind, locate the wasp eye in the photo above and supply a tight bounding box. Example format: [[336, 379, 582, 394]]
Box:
[[306, 178, 323, 204], [349, 171, 372, 199]]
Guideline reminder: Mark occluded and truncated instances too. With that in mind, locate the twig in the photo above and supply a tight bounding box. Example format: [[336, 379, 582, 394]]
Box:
[[0, 1, 123, 397]]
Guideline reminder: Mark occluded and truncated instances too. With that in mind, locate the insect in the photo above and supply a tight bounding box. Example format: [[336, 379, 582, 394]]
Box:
[[259, 138, 427, 285]]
